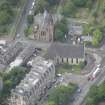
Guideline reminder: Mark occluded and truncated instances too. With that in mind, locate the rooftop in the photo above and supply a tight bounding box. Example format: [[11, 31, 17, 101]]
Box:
[[34, 10, 53, 31], [68, 25, 83, 36], [12, 57, 53, 96], [46, 43, 85, 59]]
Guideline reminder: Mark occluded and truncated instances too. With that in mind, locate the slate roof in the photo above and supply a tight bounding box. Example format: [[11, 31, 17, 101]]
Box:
[[68, 25, 83, 36], [34, 10, 53, 30], [46, 43, 84, 59]]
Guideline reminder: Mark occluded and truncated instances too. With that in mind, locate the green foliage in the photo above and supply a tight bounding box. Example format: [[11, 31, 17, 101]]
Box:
[[83, 24, 93, 35], [0, 2, 13, 25], [35, 0, 60, 13], [61, 0, 75, 17], [27, 15, 34, 25], [24, 26, 33, 37], [86, 82, 105, 105], [0, 67, 28, 96], [46, 101, 57, 105], [56, 62, 85, 75], [48, 0, 60, 6], [6, 0, 20, 6], [72, 0, 87, 7], [54, 18, 68, 41], [0, 0, 24, 34], [46, 84, 77, 105], [79, 61, 86, 69], [0, 66, 28, 105], [35, 0, 49, 13], [92, 29, 103, 47]]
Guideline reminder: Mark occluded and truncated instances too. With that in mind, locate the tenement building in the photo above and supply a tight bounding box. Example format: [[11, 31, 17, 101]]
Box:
[[46, 43, 85, 64], [10, 57, 55, 105], [33, 10, 54, 42]]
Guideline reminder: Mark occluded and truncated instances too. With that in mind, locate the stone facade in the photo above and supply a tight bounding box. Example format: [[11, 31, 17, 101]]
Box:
[[46, 43, 85, 65], [33, 10, 54, 42], [55, 57, 84, 64], [10, 57, 55, 105]]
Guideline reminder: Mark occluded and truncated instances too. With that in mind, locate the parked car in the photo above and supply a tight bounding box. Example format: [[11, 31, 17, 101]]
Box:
[[77, 87, 82, 93]]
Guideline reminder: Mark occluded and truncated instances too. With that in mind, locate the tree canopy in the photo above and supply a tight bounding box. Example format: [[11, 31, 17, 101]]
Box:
[[0, 66, 28, 105], [54, 18, 68, 42], [45, 83, 77, 105], [86, 82, 105, 105], [92, 29, 103, 47]]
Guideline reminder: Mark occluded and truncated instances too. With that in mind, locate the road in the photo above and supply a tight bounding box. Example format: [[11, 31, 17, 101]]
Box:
[[71, 56, 105, 105], [15, 0, 35, 40]]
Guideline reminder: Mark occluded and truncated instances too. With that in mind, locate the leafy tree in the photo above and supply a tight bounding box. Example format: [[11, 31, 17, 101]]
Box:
[[0, 10, 12, 25], [92, 38, 99, 47], [47, 0, 60, 6], [54, 18, 68, 41], [72, 0, 87, 7], [27, 15, 34, 25], [35, 0, 49, 13], [54, 28, 64, 41], [93, 29, 102, 41], [0, 2, 13, 25], [48, 84, 77, 105], [24, 26, 33, 36], [86, 82, 105, 105], [61, 0, 75, 17], [92, 29, 103, 47], [100, 0, 105, 12], [6, 0, 20, 6], [46, 101, 57, 105], [86, 97, 95, 105], [83, 24, 93, 35], [0, 67, 28, 105]]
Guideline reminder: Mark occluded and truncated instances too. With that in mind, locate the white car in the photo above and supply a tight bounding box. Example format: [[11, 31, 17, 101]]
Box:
[[32, 2, 35, 6], [97, 64, 101, 68], [16, 34, 20, 38], [29, 10, 32, 15], [57, 74, 62, 77]]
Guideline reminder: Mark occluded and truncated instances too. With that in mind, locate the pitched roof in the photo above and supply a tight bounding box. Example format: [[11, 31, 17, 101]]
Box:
[[68, 25, 83, 35], [46, 43, 84, 59], [34, 10, 53, 31]]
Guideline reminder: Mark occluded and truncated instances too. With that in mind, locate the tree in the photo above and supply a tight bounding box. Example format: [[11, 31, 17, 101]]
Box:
[[0, 10, 12, 25], [93, 29, 102, 42], [61, 1, 75, 17], [6, 0, 20, 6], [72, 0, 87, 7], [83, 24, 93, 35], [86, 97, 95, 105], [92, 29, 103, 47], [0, 67, 28, 105], [54, 18, 68, 41], [92, 38, 99, 47], [86, 82, 105, 105], [27, 15, 34, 25], [35, 0, 49, 13], [46, 101, 57, 105], [48, 84, 77, 105], [47, 0, 60, 6], [0, 2, 13, 25], [54, 28, 64, 41]]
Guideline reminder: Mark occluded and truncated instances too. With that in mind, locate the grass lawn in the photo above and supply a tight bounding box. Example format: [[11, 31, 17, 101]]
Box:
[[56, 62, 86, 74]]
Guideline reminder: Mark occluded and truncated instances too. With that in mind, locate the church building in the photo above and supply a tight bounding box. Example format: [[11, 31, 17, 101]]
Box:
[[33, 10, 54, 42]]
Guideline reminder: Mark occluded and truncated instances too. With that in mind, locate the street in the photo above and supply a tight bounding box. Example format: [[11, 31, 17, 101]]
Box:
[[15, 0, 35, 40]]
